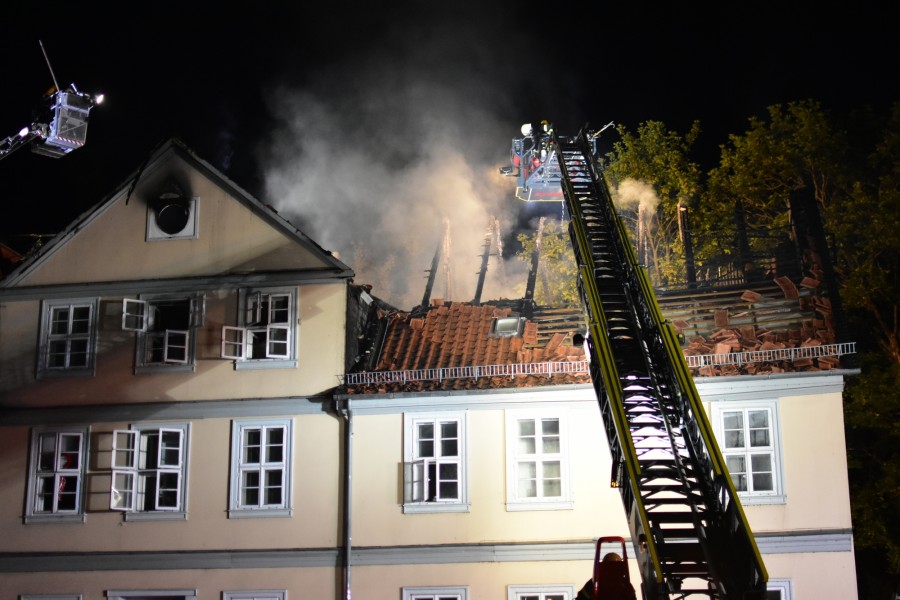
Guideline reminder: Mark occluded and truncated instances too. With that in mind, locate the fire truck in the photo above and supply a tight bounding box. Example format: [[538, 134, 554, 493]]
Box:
[[503, 125, 768, 599]]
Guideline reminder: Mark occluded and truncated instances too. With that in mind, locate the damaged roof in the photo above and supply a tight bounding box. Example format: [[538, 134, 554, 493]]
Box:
[[343, 297, 591, 394], [344, 272, 854, 396]]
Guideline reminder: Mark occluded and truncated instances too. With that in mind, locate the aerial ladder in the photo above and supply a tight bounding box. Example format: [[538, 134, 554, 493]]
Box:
[[505, 125, 768, 599], [0, 41, 103, 163]]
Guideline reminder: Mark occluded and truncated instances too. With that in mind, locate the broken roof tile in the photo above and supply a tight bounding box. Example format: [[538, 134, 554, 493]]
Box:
[[773, 276, 800, 299]]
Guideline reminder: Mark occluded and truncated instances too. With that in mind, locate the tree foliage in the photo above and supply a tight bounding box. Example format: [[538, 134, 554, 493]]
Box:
[[698, 101, 845, 271], [826, 101, 900, 365], [602, 121, 703, 285], [519, 100, 900, 593], [843, 355, 900, 578], [515, 217, 578, 306]]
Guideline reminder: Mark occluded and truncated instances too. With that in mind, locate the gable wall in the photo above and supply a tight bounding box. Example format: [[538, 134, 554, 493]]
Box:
[[16, 154, 329, 288]]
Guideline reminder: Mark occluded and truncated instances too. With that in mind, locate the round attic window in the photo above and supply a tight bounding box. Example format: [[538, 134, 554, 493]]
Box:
[[154, 196, 191, 235]]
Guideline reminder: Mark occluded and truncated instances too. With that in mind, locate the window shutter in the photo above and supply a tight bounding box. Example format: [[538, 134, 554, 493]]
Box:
[[246, 291, 263, 325], [163, 330, 190, 364], [190, 296, 206, 328], [121, 299, 148, 331], [221, 326, 247, 359], [110, 430, 138, 511], [265, 324, 290, 358]]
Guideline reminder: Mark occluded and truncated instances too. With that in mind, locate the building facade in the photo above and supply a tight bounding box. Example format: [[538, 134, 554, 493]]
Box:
[[339, 297, 859, 600], [0, 139, 353, 600], [0, 139, 859, 600]]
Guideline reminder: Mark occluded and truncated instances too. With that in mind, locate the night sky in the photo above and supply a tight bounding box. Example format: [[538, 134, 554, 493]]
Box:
[[1, 2, 898, 303]]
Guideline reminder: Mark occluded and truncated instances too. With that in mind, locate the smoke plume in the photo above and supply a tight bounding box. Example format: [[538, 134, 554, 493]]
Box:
[[258, 12, 537, 309]]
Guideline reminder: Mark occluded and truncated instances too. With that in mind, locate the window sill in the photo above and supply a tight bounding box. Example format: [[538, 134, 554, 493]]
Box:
[[135, 364, 196, 374], [35, 367, 96, 380], [402, 502, 470, 514], [124, 511, 187, 521], [234, 360, 297, 371], [228, 508, 293, 518], [737, 494, 786, 506], [24, 513, 86, 524], [506, 500, 574, 512]]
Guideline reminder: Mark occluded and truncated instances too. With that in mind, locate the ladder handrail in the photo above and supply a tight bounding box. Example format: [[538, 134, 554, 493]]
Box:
[[554, 127, 768, 599]]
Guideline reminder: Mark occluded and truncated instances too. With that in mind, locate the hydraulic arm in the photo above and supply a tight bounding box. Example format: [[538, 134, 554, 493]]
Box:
[[553, 127, 767, 599]]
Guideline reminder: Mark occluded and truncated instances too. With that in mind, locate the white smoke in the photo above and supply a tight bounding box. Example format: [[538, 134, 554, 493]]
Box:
[[613, 178, 660, 214], [257, 22, 536, 308]]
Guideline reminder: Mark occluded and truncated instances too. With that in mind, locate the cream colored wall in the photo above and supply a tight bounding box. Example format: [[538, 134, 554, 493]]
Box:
[[352, 559, 644, 600], [1, 567, 337, 600], [731, 390, 854, 534], [0, 414, 340, 552], [0, 282, 346, 405], [763, 549, 858, 599], [17, 157, 329, 288], [0, 300, 39, 396], [351, 403, 631, 547]]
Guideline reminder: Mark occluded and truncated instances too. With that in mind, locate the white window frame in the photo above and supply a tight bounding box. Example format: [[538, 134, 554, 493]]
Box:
[[229, 418, 293, 518], [505, 410, 573, 511], [122, 295, 203, 372], [106, 591, 197, 600], [110, 423, 190, 520], [767, 579, 793, 600], [223, 592, 287, 600], [221, 287, 298, 369], [25, 426, 89, 524], [403, 412, 469, 514], [37, 298, 99, 378], [402, 587, 468, 600], [507, 584, 576, 600], [711, 399, 785, 504]]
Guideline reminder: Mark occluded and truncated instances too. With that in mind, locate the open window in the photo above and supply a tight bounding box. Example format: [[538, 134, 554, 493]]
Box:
[[221, 288, 297, 369], [122, 295, 203, 370], [110, 424, 189, 519], [403, 412, 469, 514]]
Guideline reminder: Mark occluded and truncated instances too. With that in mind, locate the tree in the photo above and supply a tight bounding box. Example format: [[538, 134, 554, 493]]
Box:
[[515, 218, 579, 306], [698, 100, 844, 276], [843, 355, 900, 591], [603, 121, 703, 286], [826, 101, 900, 365]]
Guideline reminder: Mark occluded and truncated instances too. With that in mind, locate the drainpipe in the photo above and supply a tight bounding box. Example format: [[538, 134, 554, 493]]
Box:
[[338, 398, 353, 600]]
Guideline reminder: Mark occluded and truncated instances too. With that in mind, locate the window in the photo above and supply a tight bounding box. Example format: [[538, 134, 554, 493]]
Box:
[[110, 423, 190, 520], [106, 591, 196, 600], [712, 400, 784, 503], [122, 295, 204, 371], [491, 315, 524, 337], [507, 585, 575, 600], [223, 593, 286, 600], [25, 427, 89, 523], [21, 596, 82, 600], [229, 419, 293, 518], [222, 287, 298, 369], [505, 411, 572, 510], [766, 579, 793, 600], [403, 412, 468, 513], [402, 587, 467, 600], [37, 298, 98, 377]]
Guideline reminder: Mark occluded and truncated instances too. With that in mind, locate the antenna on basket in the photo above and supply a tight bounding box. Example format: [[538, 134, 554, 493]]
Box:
[[39, 39, 62, 93]]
